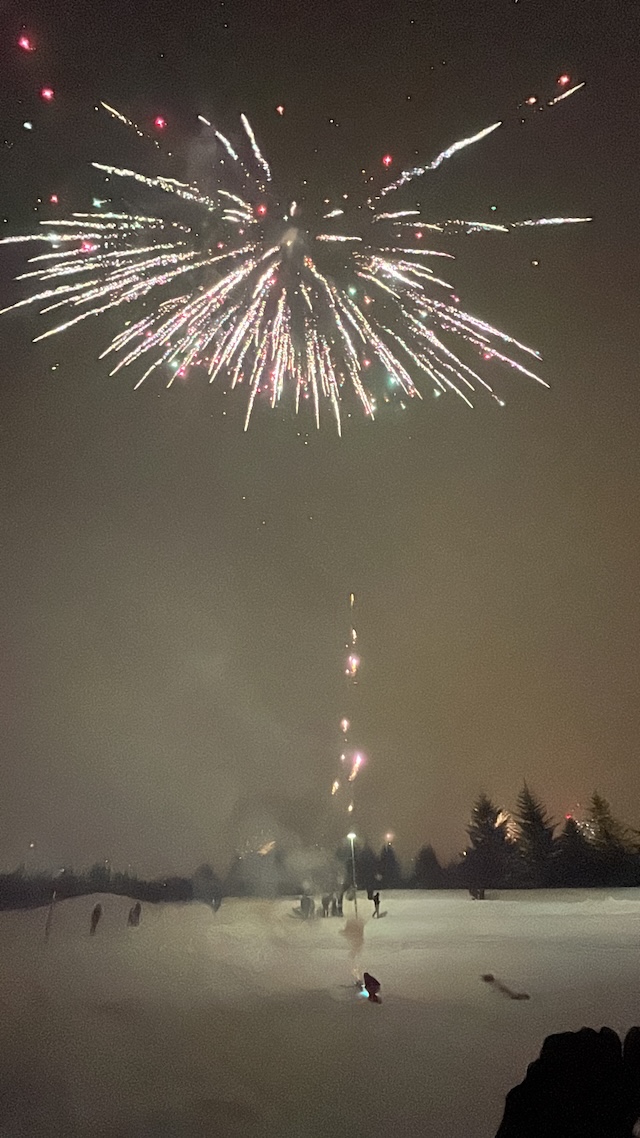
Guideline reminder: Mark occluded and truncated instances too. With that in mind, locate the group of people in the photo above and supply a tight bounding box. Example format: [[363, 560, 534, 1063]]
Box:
[[297, 889, 383, 920], [89, 900, 142, 935]]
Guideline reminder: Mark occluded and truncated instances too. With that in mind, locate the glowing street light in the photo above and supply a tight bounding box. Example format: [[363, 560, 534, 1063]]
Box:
[[347, 831, 358, 917]]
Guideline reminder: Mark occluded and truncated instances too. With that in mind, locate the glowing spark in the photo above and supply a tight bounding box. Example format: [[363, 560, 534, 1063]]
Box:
[[340, 718, 350, 732], [380, 121, 502, 196], [154, 116, 167, 130], [49, 194, 58, 204], [315, 234, 362, 242], [382, 154, 393, 167], [548, 81, 585, 105], [40, 87, 54, 102], [276, 105, 284, 116], [18, 35, 34, 51], [240, 113, 271, 181]]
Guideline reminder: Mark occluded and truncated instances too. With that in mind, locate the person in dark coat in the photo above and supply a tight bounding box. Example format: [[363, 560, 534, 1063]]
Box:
[[127, 902, 141, 927], [372, 891, 381, 918], [321, 894, 331, 917], [90, 903, 102, 935], [363, 972, 381, 1003]]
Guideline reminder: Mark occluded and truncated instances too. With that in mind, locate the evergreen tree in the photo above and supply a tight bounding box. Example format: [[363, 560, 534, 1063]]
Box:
[[412, 844, 446, 889], [585, 792, 637, 886], [354, 842, 380, 896], [553, 817, 595, 887], [378, 842, 403, 888], [465, 793, 515, 890], [192, 863, 223, 904], [514, 783, 556, 887]]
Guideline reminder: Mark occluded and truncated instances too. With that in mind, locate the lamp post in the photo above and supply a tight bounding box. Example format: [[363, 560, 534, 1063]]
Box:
[[347, 831, 358, 917]]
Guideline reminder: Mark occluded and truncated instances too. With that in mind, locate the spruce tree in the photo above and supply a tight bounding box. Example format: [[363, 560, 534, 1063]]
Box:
[[412, 844, 446, 889], [465, 793, 514, 890], [585, 792, 637, 886], [514, 783, 556, 887], [552, 816, 595, 887], [378, 842, 403, 888]]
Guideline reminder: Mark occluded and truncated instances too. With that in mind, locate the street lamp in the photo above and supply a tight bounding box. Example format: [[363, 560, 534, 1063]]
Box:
[[347, 831, 358, 917]]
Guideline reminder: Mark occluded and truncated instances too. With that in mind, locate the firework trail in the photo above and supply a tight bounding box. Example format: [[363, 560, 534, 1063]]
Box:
[[1, 78, 590, 431], [331, 593, 366, 820]]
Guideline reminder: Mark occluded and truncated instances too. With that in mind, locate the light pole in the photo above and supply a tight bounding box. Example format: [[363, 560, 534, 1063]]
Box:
[[347, 831, 358, 917]]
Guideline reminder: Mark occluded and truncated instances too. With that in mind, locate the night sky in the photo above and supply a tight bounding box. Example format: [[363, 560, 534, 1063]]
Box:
[[0, 0, 638, 877]]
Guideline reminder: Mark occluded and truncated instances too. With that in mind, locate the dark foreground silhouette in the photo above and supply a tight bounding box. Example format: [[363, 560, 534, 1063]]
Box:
[[496, 1026, 640, 1137]]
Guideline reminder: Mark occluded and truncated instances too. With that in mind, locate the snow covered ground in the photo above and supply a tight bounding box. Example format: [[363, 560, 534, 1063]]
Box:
[[1, 889, 640, 1136]]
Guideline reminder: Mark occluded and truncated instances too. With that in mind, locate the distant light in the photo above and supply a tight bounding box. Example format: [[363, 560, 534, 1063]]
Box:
[[347, 832, 356, 841], [23, 121, 33, 130], [40, 87, 54, 101], [382, 154, 393, 167], [18, 34, 34, 51], [154, 116, 166, 130], [385, 832, 394, 843]]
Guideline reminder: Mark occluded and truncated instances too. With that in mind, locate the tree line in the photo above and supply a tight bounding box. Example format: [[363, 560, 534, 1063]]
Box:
[[2, 786, 639, 909]]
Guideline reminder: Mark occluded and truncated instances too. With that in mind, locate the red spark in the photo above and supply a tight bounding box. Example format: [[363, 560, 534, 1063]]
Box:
[[154, 116, 166, 130], [81, 240, 96, 252], [382, 154, 393, 167], [526, 96, 537, 106], [276, 105, 284, 115], [557, 74, 570, 86], [256, 204, 267, 217], [18, 34, 34, 52], [415, 231, 423, 239], [40, 87, 54, 101], [49, 194, 58, 204]]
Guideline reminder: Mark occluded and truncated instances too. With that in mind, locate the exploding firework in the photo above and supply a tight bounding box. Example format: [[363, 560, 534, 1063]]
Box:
[[1, 83, 589, 431]]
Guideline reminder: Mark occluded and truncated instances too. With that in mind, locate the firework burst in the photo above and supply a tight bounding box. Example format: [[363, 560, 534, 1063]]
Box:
[[1, 86, 589, 432]]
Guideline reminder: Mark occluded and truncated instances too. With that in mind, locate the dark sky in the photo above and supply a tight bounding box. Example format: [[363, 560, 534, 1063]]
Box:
[[0, 0, 638, 876]]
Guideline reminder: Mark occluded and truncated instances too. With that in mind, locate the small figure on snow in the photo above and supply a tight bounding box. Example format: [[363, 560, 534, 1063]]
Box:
[[127, 901, 141, 927], [321, 894, 331, 917], [212, 894, 222, 912], [372, 891, 381, 918], [363, 972, 381, 1003], [90, 903, 103, 935]]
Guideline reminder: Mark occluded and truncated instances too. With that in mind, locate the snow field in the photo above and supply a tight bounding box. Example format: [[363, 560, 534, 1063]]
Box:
[[1, 889, 640, 1136]]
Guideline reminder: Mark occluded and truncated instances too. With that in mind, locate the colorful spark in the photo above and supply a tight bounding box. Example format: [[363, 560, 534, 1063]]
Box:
[[2, 82, 589, 431], [18, 34, 34, 52], [40, 87, 55, 102]]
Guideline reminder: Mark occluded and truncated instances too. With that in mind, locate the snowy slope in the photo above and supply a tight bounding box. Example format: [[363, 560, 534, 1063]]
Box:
[[1, 889, 640, 1137]]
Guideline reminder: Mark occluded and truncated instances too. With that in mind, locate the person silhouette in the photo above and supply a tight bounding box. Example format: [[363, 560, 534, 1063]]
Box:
[[90, 903, 102, 935]]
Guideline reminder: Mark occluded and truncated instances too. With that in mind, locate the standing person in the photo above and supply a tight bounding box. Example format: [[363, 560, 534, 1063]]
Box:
[[90, 903, 102, 936], [127, 901, 141, 927], [372, 891, 381, 918], [321, 894, 331, 918]]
